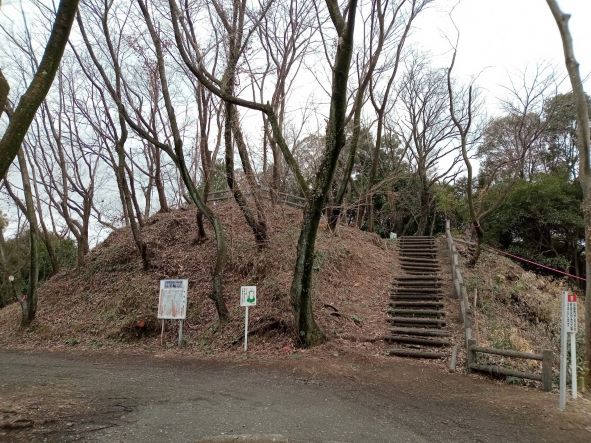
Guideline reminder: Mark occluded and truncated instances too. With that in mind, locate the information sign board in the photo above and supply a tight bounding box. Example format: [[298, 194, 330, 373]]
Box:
[[240, 286, 257, 307], [158, 279, 188, 320], [566, 293, 577, 333]]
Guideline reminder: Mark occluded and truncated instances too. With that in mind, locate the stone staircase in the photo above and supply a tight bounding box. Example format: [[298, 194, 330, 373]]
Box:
[[386, 236, 450, 359]]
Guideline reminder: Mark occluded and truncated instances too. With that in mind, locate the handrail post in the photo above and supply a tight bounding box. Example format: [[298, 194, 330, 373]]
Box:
[[467, 339, 477, 371], [542, 350, 553, 392]]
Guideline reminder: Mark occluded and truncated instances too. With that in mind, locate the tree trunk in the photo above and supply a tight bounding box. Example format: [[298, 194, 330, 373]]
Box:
[[0, 69, 8, 118], [136, 0, 229, 320], [31, 173, 60, 276], [290, 195, 326, 346], [467, 222, 484, 266], [289, 0, 358, 347], [415, 188, 430, 235], [117, 122, 149, 270], [76, 229, 90, 267], [195, 92, 212, 241], [154, 148, 169, 213], [367, 113, 384, 232], [177, 155, 229, 321], [264, 120, 283, 199], [231, 108, 268, 246], [125, 163, 144, 228], [0, 223, 19, 306], [16, 149, 39, 325], [547, 0, 591, 383], [328, 92, 363, 232], [0, 0, 80, 179], [223, 103, 267, 247]]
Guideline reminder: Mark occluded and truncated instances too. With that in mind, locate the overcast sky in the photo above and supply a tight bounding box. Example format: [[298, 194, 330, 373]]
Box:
[[2, 0, 591, 239], [409, 0, 591, 110]]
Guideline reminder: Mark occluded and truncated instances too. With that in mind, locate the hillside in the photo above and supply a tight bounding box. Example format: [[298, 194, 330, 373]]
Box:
[[0, 200, 586, 386], [458, 243, 586, 380], [0, 202, 396, 355]]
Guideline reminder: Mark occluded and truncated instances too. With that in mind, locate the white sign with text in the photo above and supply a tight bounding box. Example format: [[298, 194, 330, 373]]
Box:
[[158, 279, 188, 320]]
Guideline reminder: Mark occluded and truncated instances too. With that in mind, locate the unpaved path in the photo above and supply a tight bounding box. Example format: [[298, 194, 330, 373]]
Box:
[[0, 350, 589, 442]]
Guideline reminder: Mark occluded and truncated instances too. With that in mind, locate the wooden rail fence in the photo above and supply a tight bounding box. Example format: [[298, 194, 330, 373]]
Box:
[[467, 339, 553, 391], [445, 221, 553, 392], [445, 221, 474, 347], [206, 188, 306, 209]]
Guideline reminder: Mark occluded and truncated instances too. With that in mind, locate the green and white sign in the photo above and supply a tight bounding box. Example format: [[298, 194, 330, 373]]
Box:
[[241, 285, 256, 352], [240, 286, 257, 307]]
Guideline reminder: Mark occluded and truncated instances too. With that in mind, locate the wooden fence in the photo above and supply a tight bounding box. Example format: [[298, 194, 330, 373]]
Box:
[[445, 221, 553, 392], [467, 339, 553, 391], [205, 188, 306, 209], [445, 221, 474, 347]]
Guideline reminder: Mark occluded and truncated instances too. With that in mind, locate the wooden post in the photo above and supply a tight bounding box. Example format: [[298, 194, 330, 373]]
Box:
[[542, 349, 553, 392], [178, 319, 184, 346], [473, 289, 479, 343], [449, 344, 458, 372], [467, 339, 477, 371]]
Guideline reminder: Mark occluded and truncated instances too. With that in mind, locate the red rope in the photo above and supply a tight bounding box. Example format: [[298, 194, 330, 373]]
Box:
[[482, 244, 586, 282]]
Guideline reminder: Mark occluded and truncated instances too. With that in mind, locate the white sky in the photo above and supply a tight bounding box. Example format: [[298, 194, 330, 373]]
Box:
[[409, 0, 591, 109], [2, 0, 591, 239]]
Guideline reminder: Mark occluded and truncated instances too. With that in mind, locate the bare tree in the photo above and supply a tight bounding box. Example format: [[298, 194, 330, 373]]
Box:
[[397, 56, 459, 235], [0, 0, 80, 179], [193, 81, 221, 241], [447, 43, 482, 261], [364, 0, 427, 232], [168, 0, 359, 345], [74, 0, 153, 270], [256, 0, 317, 195], [328, 0, 428, 231], [213, 0, 269, 247], [466, 68, 557, 260], [98, 0, 232, 318], [287, 0, 358, 345], [547, 0, 591, 384], [0, 212, 20, 307], [168, 0, 309, 199], [28, 68, 100, 267], [3, 144, 40, 325]]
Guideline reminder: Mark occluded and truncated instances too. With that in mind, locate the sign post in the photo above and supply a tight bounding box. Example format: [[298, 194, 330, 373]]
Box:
[[240, 286, 257, 351], [566, 293, 578, 400], [559, 291, 578, 410], [559, 291, 567, 410], [158, 279, 188, 346]]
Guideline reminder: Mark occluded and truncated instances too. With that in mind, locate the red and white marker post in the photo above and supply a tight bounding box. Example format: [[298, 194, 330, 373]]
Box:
[[559, 291, 578, 410]]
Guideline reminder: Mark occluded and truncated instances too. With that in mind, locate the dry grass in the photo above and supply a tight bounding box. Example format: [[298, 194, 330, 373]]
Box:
[[459, 244, 586, 380]]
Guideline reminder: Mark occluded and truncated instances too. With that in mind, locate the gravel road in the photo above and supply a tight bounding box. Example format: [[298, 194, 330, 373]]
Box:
[[0, 350, 589, 442]]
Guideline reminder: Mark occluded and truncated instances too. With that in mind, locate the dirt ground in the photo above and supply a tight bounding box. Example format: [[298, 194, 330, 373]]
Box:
[[1, 349, 590, 443]]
